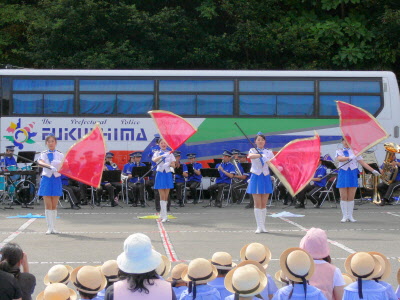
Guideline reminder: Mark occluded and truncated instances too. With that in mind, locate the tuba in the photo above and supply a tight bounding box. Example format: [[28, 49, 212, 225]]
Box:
[[360, 150, 381, 204], [380, 142, 400, 185]]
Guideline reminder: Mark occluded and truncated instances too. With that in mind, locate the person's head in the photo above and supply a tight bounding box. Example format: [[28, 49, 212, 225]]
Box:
[[238, 152, 248, 163], [173, 151, 181, 162], [342, 137, 350, 148], [158, 138, 168, 150], [225, 265, 267, 299], [129, 152, 142, 163], [156, 255, 172, 279], [0, 243, 23, 270], [299, 227, 330, 261], [167, 263, 188, 287], [210, 252, 236, 277], [105, 152, 114, 163], [231, 149, 240, 160], [5, 145, 15, 154], [44, 264, 73, 285], [182, 258, 218, 288], [71, 266, 107, 299], [45, 134, 57, 150], [255, 133, 266, 149], [240, 243, 271, 269], [36, 283, 77, 300], [100, 260, 119, 287], [222, 150, 232, 163], [280, 248, 314, 286], [368, 251, 391, 281], [186, 153, 196, 163]]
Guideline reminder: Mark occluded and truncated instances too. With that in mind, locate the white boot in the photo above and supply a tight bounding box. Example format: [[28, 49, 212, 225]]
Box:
[[45, 210, 52, 235], [260, 208, 268, 233], [347, 201, 356, 222], [340, 201, 348, 222], [160, 201, 168, 223], [51, 210, 59, 234], [254, 209, 261, 234]]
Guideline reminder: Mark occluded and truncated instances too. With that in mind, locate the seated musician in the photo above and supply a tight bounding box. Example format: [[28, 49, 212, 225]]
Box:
[[295, 156, 327, 209], [60, 174, 81, 209], [3, 146, 17, 167], [377, 155, 400, 206], [125, 152, 146, 207], [173, 151, 185, 207], [96, 152, 122, 207], [208, 150, 236, 208], [183, 153, 202, 204], [231, 152, 250, 203]]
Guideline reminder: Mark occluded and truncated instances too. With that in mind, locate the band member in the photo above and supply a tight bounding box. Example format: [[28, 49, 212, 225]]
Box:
[[336, 138, 380, 223], [126, 152, 146, 207], [60, 174, 82, 209], [183, 153, 202, 204], [173, 151, 185, 207], [152, 138, 176, 222], [231, 149, 240, 160], [208, 150, 235, 208], [247, 132, 273, 234], [277, 181, 295, 206], [38, 134, 64, 235], [377, 156, 400, 206], [97, 152, 122, 207], [231, 152, 250, 204], [295, 157, 328, 209], [3, 145, 17, 167], [145, 134, 160, 210]]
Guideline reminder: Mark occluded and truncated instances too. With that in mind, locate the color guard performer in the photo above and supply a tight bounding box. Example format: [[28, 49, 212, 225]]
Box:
[[336, 138, 380, 223], [152, 138, 176, 222], [183, 153, 202, 204], [37, 134, 64, 235], [125, 152, 146, 207], [247, 132, 273, 233]]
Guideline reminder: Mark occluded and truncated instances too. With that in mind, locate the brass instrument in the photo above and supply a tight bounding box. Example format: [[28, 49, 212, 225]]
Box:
[[361, 150, 381, 204], [380, 142, 400, 185], [230, 157, 242, 182]]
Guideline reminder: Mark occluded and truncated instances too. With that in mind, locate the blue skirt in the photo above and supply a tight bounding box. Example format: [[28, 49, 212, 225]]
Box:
[[154, 171, 174, 189], [336, 169, 359, 188], [38, 175, 63, 196], [247, 173, 273, 194]]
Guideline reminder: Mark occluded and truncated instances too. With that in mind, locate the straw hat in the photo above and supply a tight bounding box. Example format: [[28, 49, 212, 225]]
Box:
[[344, 252, 380, 280], [210, 252, 237, 270], [240, 243, 271, 268], [181, 258, 218, 284], [36, 283, 77, 300], [280, 247, 315, 282], [299, 228, 330, 259], [236, 260, 265, 274], [100, 260, 119, 283], [275, 270, 289, 285], [369, 252, 391, 281], [156, 255, 172, 278], [397, 268, 400, 285], [342, 273, 356, 286], [167, 263, 188, 283], [117, 233, 161, 274], [71, 266, 107, 294], [44, 265, 73, 285], [225, 265, 268, 298]]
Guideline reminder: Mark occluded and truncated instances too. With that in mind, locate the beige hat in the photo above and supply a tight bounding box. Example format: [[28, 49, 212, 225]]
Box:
[[156, 255, 172, 278], [210, 252, 237, 270], [369, 252, 391, 281], [167, 263, 188, 283], [36, 283, 77, 300], [44, 265, 73, 285], [397, 268, 400, 285], [100, 260, 119, 283], [275, 270, 289, 285], [342, 273, 356, 286], [280, 247, 315, 283], [240, 243, 271, 268], [224, 265, 268, 298], [182, 258, 218, 284], [235, 260, 265, 274], [71, 266, 107, 294], [344, 252, 380, 281]]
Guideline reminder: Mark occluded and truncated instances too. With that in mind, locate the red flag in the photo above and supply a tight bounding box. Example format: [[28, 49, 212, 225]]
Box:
[[269, 133, 321, 196], [337, 101, 389, 156], [58, 124, 106, 188], [148, 110, 198, 151]]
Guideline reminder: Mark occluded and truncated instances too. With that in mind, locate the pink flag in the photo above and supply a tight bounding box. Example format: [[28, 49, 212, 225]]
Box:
[[337, 101, 389, 156], [58, 124, 106, 188], [269, 133, 321, 196], [148, 110, 198, 151]]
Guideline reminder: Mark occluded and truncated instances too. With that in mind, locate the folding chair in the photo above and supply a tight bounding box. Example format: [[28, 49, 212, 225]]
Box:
[[198, 177, 212, 202], [319, 176, 337, 208]]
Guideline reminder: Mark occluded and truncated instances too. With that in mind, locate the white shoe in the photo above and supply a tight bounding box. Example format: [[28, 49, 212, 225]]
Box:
[[46, 229, 52, 235], [348, 216, 357, 222], [255, 227, 261, 234], [51, 229, 59, 234], [161, 218, 168, 223], [341, 217, 347, 223]]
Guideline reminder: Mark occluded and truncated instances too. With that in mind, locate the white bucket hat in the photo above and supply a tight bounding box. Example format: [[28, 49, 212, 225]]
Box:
[[117, 233, 161, 274]]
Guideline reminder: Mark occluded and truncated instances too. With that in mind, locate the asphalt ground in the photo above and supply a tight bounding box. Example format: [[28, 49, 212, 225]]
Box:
[[1, 198, 399, 298]]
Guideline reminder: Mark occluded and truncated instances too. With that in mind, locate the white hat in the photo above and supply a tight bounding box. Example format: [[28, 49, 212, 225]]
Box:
[[117, 233, 161, 274], [44, 265, 73, 285], [36, 283, 77, 300]]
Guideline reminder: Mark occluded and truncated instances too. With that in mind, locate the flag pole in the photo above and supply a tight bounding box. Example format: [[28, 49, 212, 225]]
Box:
[[234, 122, 265, 165]]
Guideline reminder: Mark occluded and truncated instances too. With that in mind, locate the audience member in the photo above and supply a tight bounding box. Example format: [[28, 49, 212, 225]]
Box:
[[44, 265, 72, 285], [0, 269, 22, 300], [274, 270, 289, 287], [156, 255, 172, 279], [168, 264, 188, 299], [342, 274, 355, 287], [71, 266, 107, 300], [369, 252, 397, 300], [0, 243, 35, 300], [98, 260, 119, 299], [207, 252, 236, 299], [36, 283, 76, 300]]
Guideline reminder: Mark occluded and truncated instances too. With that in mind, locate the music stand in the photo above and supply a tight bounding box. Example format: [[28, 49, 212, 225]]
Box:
[[213, 158, 222, 164], [208, 163, 217, 168], [16, 151, 36, 164], [321, 160, 336, 170], [128, 166, 151, 207], [240, 163, 251, 173], [186, 164, 195, 176], [100, 170, 123, 208], [200, 169, 220, 208]]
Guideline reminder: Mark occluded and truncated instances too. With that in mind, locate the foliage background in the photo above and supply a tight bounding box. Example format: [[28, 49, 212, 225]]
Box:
[[0, 0, 399, 77]]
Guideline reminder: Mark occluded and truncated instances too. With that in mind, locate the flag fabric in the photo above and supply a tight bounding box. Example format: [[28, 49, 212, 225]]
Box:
[[148, 110, 198, 151], [268, 133, 321, 196], [58, 124, 106, 188], [337, 101, 389, 156]]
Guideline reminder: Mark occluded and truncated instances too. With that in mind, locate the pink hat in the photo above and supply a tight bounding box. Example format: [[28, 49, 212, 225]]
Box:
[[299, 228, 329, 259]]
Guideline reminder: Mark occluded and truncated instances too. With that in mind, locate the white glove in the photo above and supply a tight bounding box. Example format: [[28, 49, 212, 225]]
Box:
[[372, 170, 380, 176], [348, 154, 356, 160], [310, 181, 314, 186], [161, 152, 170, 158], [51, 160, 62, 169], [261, 154, 269, 163], [49, 165, 58, 172]]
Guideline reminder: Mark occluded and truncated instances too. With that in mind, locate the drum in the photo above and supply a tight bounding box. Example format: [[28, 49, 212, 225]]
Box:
[[0, 175, 5, 191], [21, 165, 32, 171], [8, 180, 35, 204], [7, 165, 20, 181]]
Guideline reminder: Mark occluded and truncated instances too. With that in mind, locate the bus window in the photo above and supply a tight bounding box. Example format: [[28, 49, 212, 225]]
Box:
[[44, 94, 74, 114], [239, 95, 276, 116], [80, 94, 116, 114], [80, 80, 154, 92], [117, 94, 154, 115], [319, 81, 380, 93], [319, 95, 381, 116], [197, 95, 233, 115], [159, 95, 196, 115], [13, 79, 74, 91], [13, 94, 43, 114], [239, 80, 314, 92], [159, 80, 234, 92], [277, 95, 314, 116]]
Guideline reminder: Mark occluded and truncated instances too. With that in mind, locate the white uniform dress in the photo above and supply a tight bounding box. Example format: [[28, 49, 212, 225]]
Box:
[[335, 148, 361, 188], [153, 150, 176, 189], [38, 150, 64, 196], [247, 148, 274, 194]]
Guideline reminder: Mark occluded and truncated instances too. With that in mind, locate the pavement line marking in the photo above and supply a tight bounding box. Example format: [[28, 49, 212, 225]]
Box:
[[156, 219, 179, 262], [0, 218, 37, 248], [387, 212, 400, 218], [279, 217, 356, 254]]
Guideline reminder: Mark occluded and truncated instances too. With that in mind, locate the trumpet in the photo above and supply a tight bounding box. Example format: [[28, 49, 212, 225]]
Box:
[[112, 162, 118, 169]]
